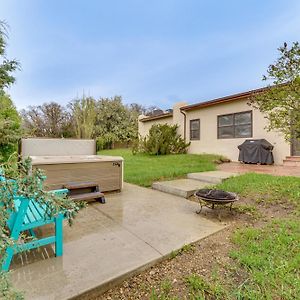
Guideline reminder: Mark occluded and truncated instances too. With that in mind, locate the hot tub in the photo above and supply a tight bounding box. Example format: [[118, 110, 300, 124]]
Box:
[[20, 138, 123, 193], [31, 155, 123, 192]]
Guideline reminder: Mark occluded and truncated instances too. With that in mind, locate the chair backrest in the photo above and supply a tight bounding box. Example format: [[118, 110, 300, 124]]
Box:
[[0, 171, 31, 228]]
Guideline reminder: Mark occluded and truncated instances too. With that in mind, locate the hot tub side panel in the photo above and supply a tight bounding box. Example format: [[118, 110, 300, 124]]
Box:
[[34, 161, 122, 192]]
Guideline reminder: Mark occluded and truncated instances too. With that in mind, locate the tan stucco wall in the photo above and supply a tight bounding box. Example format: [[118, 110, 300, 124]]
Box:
[[138, 115, 173, 137], [185, 99, 290, 164]]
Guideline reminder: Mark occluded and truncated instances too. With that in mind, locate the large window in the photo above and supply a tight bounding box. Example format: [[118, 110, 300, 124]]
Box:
[[218, 111, 252, 139], [190, 119, 200, 140]]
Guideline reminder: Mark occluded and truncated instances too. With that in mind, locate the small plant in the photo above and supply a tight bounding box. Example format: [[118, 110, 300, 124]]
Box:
[[170, 244, 195, 259], [185, 273, 227, 299], [0, 272, 23, 300], [150, 279, 179, 300]]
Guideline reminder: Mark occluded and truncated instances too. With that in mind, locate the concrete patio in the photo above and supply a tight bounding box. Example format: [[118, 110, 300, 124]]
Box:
[[10, 183, 224, 300]]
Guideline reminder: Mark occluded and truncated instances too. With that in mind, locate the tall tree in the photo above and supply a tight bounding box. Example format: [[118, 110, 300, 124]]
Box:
[[0, 91, 21, 161], [94, 96, 131, 148], [70, 96, 96, 139], [0, 21, 21, 161], [21, 102, 74, 137], [0, 21, 19, 89], [250, 42, 300, 142]]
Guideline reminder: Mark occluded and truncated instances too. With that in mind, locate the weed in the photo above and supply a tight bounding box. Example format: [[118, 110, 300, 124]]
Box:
[[170, 244, 195, 259]]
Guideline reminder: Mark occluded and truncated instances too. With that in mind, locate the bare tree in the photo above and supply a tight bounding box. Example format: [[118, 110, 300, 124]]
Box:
[[22, 102, 74, 137]]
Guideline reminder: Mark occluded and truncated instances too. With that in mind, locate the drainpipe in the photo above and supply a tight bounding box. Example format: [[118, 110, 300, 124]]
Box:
[[180, 109, 187, 141]]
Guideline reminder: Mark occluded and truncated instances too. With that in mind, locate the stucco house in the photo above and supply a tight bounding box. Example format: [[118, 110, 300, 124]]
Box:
[[138, 87, 300, 165]]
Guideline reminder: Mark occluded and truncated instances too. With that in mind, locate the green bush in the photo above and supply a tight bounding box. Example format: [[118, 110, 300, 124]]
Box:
[[135, 124, 190, 155], [0, 92, 22, 162]]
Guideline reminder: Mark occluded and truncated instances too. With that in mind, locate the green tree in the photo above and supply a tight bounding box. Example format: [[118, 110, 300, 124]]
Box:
[[70, 96, 96, 139], [94, 96, 134, 148], [0, 21, 19, 89], [21, 102, 75, 138], [0, 21, 21, 162], [250, 42, 300, 142], [0, 92, 21, 161]]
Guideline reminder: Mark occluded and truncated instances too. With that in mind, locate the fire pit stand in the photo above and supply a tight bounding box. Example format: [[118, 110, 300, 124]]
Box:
[[194, 189, 238, 214]]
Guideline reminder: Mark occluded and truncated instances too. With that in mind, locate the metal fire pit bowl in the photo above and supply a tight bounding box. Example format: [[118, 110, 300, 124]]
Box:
[[194, 189, 238, 214]]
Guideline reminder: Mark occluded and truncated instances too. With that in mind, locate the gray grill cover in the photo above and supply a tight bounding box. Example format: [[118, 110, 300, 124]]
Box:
[[238, 139, 274, 164]]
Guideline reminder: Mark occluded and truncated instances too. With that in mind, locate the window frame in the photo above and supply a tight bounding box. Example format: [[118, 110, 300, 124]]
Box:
[[217, 110, 253, 139], [190, 119, 200, 140]]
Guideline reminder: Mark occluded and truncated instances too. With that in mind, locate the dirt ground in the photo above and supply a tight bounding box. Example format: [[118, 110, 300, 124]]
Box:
[[88, 193, 291, 300]]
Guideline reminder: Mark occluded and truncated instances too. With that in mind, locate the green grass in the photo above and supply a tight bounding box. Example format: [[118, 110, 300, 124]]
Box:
[[215, 173, 300, 211], [230, 219, 300, 299], [185, 273, 227, 299], [99, 148, 224, 187], [182, 219, 300, 300]]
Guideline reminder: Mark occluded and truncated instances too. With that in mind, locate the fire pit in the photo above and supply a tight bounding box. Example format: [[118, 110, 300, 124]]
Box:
[[194, 189, 238, 214]]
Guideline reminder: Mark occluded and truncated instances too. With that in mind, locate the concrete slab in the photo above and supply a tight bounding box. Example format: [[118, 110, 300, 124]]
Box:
[[152, 178, 213, 198], [187, 171, 238, 184], [10, 183, 224, 300]]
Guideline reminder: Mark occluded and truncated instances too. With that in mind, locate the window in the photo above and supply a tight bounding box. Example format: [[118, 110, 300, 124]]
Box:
[[190, 119, 200, 140], [218, 111, 252, 139]]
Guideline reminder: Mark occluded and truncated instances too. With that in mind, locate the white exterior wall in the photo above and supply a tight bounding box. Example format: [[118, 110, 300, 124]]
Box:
[[185, 99, 290, 165]]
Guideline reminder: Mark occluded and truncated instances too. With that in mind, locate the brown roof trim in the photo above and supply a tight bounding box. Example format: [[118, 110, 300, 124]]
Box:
[[139, 112, 173, 122], [180, 86, 270, 112]]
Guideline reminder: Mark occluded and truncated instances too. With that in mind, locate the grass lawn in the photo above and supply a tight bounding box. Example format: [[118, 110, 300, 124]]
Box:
[[102, 173, 300, 300], [99, 148, 225, 187]]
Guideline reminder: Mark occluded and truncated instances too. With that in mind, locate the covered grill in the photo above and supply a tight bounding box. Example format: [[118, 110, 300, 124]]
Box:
[[238, 139, 274, 164]]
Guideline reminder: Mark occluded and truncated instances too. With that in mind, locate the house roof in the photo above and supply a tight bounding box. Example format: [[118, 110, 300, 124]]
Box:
[[139, 112, 173, 122], [180, 86, 269, 112]]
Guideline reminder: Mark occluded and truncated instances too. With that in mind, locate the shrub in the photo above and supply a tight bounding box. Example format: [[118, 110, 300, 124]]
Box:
[[135, 124, 190, 155]]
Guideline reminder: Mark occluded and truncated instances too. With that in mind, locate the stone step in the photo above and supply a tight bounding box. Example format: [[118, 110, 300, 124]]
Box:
[[283, 160, 300, 167], [285, 156, 300, 161], [187, 171, 238, 184], [71, 191, 105, 202], [152, 179, 213, 198]]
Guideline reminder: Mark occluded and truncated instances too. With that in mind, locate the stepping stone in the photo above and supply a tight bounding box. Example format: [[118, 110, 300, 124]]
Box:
[[152, 179, 213, 198], [187, 171, 238, 184]]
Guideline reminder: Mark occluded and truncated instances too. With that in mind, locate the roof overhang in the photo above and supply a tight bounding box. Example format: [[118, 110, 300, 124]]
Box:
[[139, 112, 173, 122], [180, 86, 269, 112]]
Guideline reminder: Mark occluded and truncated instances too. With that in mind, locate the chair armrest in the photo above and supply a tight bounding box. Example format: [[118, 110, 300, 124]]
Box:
[[48, 188, 69, 196]]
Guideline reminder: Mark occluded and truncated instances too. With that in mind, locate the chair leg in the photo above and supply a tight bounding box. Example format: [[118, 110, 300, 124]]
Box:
[[2, 221, 23, 272], [2, 248, 14, 272], [55, 214, 63, 257]]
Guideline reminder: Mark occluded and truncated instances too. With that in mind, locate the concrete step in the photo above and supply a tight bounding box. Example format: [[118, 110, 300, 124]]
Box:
[[285, 156, 300, 161], [187, 171, 238, 184], [283, 160, 300, 167], [152, 179, 213, 198]]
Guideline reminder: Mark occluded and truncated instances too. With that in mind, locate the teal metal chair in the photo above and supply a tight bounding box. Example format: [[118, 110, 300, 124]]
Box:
[[0, 174, 68, 272]]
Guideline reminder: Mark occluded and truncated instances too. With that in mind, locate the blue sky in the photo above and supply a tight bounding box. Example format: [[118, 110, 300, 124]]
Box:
[[1, 0, 300, 109]]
